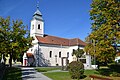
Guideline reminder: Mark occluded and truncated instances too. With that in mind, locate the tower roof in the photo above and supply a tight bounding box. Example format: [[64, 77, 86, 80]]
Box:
[[33, 8, 42, 16], [32, 3, 43, 20]]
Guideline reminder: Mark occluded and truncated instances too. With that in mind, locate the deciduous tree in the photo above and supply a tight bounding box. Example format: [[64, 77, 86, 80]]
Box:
[[0, 17, 32, 67], [72, 48, 84, 61], [85, 0, 120, 65]]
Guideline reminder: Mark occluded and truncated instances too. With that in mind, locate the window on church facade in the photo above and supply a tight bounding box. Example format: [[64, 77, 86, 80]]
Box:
[[38, 24, 40, 29], [49, 51, 52, 58], [72, 49, 75, 56], [59, 52, 61, 58], [67, 52, 69, 58]]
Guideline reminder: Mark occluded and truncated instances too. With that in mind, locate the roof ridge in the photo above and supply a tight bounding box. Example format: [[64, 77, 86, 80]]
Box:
[[44, 35, 71, 40]]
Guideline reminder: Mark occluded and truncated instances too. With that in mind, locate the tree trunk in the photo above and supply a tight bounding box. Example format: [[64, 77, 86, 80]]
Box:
[[96, 61, 100, 69], [9, 53, 13, 67], [97, 63, 100, 69], [77, 58, 79, 61]]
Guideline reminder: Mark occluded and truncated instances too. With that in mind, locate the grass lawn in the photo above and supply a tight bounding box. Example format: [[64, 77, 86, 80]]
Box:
[[42, 69, 120, 80], [3, 67, 22, 80], [43, 70, 98, 80], [44, 72, 72, 80]]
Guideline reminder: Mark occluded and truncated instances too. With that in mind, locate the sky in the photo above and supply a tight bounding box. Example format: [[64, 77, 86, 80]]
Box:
[[0, 0, 92, 41]]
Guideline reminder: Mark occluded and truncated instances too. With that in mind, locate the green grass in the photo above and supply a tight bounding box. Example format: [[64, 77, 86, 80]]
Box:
[[43, 69, 120, 80], [44, 72, 72, 80], [36, 67, 60, 72], [3, 67, 22, 80], [36, 67, 99, 80], [84, 69, 99, 75], [43, 70, 98, 80]]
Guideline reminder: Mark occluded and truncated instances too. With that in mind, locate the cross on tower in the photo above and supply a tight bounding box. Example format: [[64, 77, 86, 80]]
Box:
[[37, 1, 39, 9]]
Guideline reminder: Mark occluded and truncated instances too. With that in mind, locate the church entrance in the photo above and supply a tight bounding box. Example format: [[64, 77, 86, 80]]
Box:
[[61, 57, 69, 70]]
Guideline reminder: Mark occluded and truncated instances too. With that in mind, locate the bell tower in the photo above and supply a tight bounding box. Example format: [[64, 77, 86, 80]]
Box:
[[30, 3, 44, 37]]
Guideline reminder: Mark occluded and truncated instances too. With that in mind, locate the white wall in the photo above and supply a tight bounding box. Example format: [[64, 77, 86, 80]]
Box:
[[37, 44, 85, 66], [39, 45, 69, 66]]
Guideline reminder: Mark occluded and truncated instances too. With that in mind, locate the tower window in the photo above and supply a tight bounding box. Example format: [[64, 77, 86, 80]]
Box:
[[59, 52, 61, 58], [38, 24, 40, 29], [32, 25, 34, 30], [49, 51, 52, 58]]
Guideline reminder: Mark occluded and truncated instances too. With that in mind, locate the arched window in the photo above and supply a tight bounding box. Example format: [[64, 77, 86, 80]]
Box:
[[32, 25, 34, 30], [38, 24, 40, 29], [49, 51, 52, 58], [59, 52, 61, 58], [67, 52, 69, 58]]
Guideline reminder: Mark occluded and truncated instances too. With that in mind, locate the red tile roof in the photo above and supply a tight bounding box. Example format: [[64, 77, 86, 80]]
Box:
[[36, 35, 86, 46], [116, 52, 120, 56], [26, 53, 34, 58]]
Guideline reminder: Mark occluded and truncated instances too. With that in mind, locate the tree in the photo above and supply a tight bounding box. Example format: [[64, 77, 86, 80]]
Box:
[[72, 48, 84, 61], [0, 17, 10, 62], [0, 17, 32, 67], [85, 0, 120, 66]]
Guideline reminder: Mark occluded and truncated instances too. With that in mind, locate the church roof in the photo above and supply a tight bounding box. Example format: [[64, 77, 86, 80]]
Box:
[[36, 35, 86, 46], [116, 52, 120, 56]]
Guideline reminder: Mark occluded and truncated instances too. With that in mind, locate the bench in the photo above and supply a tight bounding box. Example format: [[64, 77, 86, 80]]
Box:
[[89, 75, 113, 80]]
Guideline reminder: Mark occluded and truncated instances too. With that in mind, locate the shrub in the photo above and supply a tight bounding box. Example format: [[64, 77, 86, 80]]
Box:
[[108, 63, 120, 77], [68, 61, 84, 80], [108, 63, 120, 73], [110, 72, 120, 77]]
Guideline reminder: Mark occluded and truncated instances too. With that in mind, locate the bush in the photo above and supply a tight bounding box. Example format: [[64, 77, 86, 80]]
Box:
[[108, 63, 120, 73], [68, 61, 84, 80], [108, 63, 120, 77], [110, 72, 120, 77]]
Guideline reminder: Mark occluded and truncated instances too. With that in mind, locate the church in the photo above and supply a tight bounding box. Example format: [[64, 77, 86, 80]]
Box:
[[23, 5, 91, 68]]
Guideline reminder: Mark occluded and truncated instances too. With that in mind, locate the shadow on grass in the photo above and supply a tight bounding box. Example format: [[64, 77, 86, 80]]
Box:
[[96, 64, 120, 76], [97, 68, 112, 76], [80, 75, 87, 79], [3, 67, 22, 80]]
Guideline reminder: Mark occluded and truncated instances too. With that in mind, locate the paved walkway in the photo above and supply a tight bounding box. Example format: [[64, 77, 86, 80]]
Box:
[[21, 67, 52, 80]]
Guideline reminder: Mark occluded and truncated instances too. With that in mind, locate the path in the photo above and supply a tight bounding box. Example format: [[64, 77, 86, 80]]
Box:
[[21, 67, 52, 80]]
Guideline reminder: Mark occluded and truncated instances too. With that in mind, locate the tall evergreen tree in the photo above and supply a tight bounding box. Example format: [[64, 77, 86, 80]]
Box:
[[85, 0, 120, 65]]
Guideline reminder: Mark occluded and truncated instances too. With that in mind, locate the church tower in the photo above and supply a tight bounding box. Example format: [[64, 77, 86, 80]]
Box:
[[30, 4, 44, 37]]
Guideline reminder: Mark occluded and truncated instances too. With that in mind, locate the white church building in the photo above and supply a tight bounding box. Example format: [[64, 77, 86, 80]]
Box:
[[23, 6, 91, 68]]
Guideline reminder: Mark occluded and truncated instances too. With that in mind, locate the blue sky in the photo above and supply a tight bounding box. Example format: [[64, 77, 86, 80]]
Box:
[[0, 0, 92, 41]]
